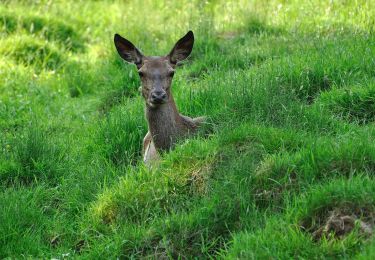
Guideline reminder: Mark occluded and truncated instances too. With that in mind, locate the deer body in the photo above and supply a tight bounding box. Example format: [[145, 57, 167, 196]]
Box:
[[143, 103, 203, 162], [114, 31, 204, 164]]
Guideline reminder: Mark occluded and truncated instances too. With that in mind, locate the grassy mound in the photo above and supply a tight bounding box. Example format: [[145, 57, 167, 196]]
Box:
[[90, 136, 217, 226]]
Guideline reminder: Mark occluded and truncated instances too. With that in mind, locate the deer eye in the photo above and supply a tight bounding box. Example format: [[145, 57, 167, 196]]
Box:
[[168, 71, 175, 77], [138, 71, 144, 77]]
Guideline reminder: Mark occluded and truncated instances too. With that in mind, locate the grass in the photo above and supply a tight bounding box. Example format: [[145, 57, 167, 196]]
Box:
[[1, 0, 375, 258], [227, 177, 375, 259]]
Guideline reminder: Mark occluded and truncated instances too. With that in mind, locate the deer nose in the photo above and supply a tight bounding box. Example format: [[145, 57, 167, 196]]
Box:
[[151, 91, 167, 103]]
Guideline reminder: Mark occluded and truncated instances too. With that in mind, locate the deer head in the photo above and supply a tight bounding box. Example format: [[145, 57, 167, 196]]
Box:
[[114, 31, 194, 108]]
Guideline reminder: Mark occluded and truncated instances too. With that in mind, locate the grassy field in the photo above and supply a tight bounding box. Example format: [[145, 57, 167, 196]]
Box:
[[1, 0, 375, 258]]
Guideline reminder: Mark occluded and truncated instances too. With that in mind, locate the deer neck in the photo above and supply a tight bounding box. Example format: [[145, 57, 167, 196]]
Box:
[[146, 94, 182, 151]]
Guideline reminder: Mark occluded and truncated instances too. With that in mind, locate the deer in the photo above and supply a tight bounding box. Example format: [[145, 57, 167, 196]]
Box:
[[114, 31, 205, 164]]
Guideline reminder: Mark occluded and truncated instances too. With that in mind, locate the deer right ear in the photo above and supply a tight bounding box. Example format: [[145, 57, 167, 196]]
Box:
[[114, 34, 143, 67], [168, 31, 194, 65]]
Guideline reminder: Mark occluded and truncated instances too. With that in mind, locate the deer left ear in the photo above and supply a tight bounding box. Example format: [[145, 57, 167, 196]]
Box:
[[168, 31, 194, 65], [114, 34, 143, 68]]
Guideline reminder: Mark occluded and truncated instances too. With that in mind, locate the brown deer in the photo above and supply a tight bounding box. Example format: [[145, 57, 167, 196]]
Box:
[[114, 31, 205, 164]]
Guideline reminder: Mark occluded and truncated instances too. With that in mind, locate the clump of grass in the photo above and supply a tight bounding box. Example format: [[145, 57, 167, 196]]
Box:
[[356, 239, 375, 259], [21, 15, 84, 51], [319, 84, 375, 124], [97, 56, 141, 107], [132, 197, 241, 258], [0, 36, 64, 71], [0, 124, 68, 185], [62, 61, 95, 98], [272, 35, 375, 103], [218, 123, 309, 154], [254, 136, 375, 207], [0, 10, 84, 51], [62, 52, 141, 99], [0, 13, 18, 33], [185, 35, 266, 82], [185, 38, 223, 80], [0, 187, 49, 257], [95, 101, 146, 166], [242, 16, 283, 36], [272, 50, 333, 103]]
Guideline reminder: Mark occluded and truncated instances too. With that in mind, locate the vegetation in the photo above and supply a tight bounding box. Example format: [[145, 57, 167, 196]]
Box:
[[1, 0, 374, 258]]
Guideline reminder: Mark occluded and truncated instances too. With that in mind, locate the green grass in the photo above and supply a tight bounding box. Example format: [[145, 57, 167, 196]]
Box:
[[1, 0, 375, 258]]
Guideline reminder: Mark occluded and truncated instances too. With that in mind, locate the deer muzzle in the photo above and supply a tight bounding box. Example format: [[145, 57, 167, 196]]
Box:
[[150, 90, 167, 105]]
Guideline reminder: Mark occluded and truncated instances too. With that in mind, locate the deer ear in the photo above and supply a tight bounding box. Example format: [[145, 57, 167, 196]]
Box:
[[114, 34, 143, 67], [168, 31, 194, 65]]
